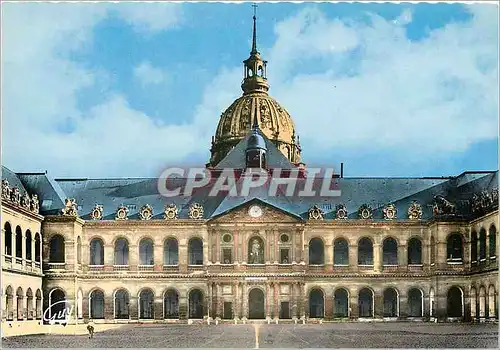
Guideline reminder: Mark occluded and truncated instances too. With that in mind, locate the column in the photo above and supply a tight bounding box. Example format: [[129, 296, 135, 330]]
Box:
[[154, 297, 163, 320], [291, 282, 298, 318], [374, 292, 383, 318], [154, 243, 163, 272], [373, 243, 382, 272], [398, 242, 408, 270], [242, 233, 247, 263], [349, 291, 358, 319], [325, 289, 333, 319], [216, 232, 221, 263], [31, 237, 35, 264], [179, 241, 188, 273], [300, 282, 306, 318], [399, 295, 408, 319], [104, 295, 114, 321], [325, 242, 333, 272], [203, 238, 209, 265], [178, 296, 188, 320], [129, 244, 138, 272], [349, 243, 358, 271], [233, 282, 240, 319], [233, 231, 239, 263], [82, 295, 90, 320], [274, 283, 279, 318], [216, 284, 223, 318], [242, 283, 248, 319], [129, 296, 138, 320], [274, 230, 279, 263], [265, 282, 271, 318], [21, 232, 26, 266]]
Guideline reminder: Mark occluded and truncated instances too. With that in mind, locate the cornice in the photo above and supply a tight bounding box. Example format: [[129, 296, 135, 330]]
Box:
[[1, 200, 44, 222], [83, 219, 208, 228]]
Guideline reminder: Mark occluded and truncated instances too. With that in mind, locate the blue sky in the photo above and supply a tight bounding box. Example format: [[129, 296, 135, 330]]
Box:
[[2, 2, 498, 178]]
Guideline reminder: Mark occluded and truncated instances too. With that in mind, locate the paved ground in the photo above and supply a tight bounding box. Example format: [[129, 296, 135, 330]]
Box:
[[3, 322, 498, 348]]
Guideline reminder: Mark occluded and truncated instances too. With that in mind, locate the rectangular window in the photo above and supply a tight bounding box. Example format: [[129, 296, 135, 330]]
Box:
[[280, 302, 291, 319], [280, 249, 290, 264], [222, 248, 233, 264]]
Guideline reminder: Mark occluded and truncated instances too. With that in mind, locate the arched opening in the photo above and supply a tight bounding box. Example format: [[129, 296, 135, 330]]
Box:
[[48, 289, 66, 322], [334, 238, 349, 266], [471, 231, 478, 263], [139, 289, 154, 319], [90, 238, 104, 265], [35, 289, 42, 319], [358, 238, 373, 265], [248, 236, 264, 264], [16, 287, 24, 320], [114, 238, 129, 265], [139, 238, 154, 265], [15, 226, 22, 258], [77, 236, 82, 264], [90, 289, 105, 319], [188, 289, 204, 319], [163, 238, 178, 265], [407, 288, 423, 317], [49, 234, 65, 263], [248, 288, 265, 319], [447, 286, 463, 318], [334, 288, 349, 318], [114, 289, 129, 319], [4, 222, 12, 256], [447, 234, 463, 262], [429, 288, 435, 317], [25, 230, 32, 261], [5, 286, 14, 320], [383, 238, 398, 265], [163, 289, 179, 319], [470, 287, 477, 319], [488, 285, 496, 319], [479, 229, 486, 261], [309, 289, 324, 318], [188, 238, 203, 265], [489, 225, 497, 259], [383, 288, 399, 317], [479, 286, 486, 318], [26, 288, 34, 320], [35, 233, 41, 263], [358, 288, 373, 317], [309, 238, 324, 265], [407, 238, 422, 265]]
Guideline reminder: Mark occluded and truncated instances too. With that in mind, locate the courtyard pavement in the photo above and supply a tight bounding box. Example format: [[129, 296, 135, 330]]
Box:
[[2, 322, 498, 348]]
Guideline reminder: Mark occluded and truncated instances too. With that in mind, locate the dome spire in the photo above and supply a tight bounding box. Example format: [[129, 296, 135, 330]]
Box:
[[251, 3, 258, 54], [242, 4, 269, 95]]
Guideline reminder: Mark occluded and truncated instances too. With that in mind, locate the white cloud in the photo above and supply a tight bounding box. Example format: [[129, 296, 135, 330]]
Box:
[[134, 61, 168, 86], [1, 3, 497, 177], [111, 3, 183, 34]]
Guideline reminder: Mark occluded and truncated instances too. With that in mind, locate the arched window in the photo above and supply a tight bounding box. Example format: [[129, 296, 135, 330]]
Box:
[[49, 234, 65, 263], [408, 288, 423, 317], [25, 230, 32, 261], [429, 288, 435, 317], [188, 238, 203, 265], [334, 238, 349, 266], [383, 288, 399, 317], [489, 225, 497, 259], [90, 290, 105, 319], [334, 288, 349, 318], [48, 289, 66, 321], [5, 286, 14, 320], [470, 286, 478, 319], [309, 289, 324, 318], [26, 288, 34, 320], [35, 233, 41, 263], [479, 229, 486, 261], [358, 288, 373, 317], [90, 238, 104, 265], [479, 286, 486, 318], [15, 226, 22, 258], [139, 289, 154, 319], [309, 238, 324, 265], [139, 238, 154, 265], [164, 289, 179, 319], [447, 286, 463, 318], [407, 238, 422, 265], [4, 223, 12, 256], [383, 238, 398, 265], [446, 233, 463, 262], [248, 236, 264, 264], [114, 238, 129, 265], [163, 238, 178, 265], [77, 236, 82, 264], [471, 231, 478, 263], [488, 285, 496, 319], [16, 287, 24, 320], [114, 289, 129, 319], [188, 289, 204, 319], [358, 238, 373, 265]]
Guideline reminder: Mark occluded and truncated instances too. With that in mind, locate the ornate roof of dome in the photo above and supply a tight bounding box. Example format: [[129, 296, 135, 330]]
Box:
[[209, 10, 301, 167]]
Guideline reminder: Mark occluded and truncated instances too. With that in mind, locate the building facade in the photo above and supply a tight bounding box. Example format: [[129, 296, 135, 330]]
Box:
[[1, 15, 498, 326]]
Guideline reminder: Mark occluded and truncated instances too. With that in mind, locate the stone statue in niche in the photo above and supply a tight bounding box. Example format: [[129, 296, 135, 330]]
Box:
[[249, 238, 264, 264]]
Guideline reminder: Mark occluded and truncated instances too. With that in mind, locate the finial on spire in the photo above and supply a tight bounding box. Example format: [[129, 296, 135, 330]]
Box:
[[251, 3, 258, 54]]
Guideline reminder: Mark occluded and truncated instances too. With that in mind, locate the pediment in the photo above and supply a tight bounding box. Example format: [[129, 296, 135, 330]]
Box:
[[209, 199, 302, 223]]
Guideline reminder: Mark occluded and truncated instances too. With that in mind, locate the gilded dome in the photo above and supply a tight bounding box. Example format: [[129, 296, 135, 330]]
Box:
[[208, 13, 302, 166]]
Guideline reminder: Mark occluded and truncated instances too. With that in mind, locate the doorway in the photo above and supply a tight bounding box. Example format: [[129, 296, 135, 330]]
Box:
[[248, 288, 265, 319]]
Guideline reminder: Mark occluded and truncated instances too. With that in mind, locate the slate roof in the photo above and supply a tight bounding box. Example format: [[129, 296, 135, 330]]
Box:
[[2, 128, 498, 222]]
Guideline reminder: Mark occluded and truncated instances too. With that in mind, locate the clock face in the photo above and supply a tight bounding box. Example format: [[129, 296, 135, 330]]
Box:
[[248, 205, 263, 218]]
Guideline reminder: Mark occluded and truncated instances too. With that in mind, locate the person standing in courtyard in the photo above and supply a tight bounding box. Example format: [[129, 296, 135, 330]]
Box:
[[87, 321, 95, 339]]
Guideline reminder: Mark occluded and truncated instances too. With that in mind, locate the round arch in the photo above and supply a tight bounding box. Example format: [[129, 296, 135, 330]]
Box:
[[358, 287, 374, 318], [248, 287, 266, 319], [447, 286, 464, 318], [89, 288, 105, 319], [383, 287, 399, 317], [309, 237, 325, 265], [309, 288, 325, 318], [407, 288, 424, 317], [188, 288, 205, 319], [113, 288, 130, 319], [163, 288, 180, 319], [333, 287, 349, 318]]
